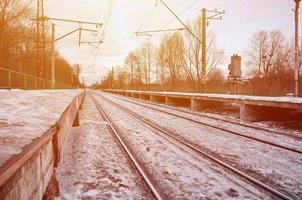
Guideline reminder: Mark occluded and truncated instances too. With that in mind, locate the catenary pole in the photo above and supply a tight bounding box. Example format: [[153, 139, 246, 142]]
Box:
[[201, 8, 206, 90], [112, 66, 114, 89], [51, 23, 55, 89], [294, 0, 300, 97]]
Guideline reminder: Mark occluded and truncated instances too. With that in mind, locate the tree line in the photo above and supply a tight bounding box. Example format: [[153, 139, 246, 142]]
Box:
[[98, 16, 225, 91], [0, 0, 79, 88], [98, 16, 301, 96]]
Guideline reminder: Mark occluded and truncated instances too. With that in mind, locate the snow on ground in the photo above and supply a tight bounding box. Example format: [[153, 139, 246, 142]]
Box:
[[93, 93, 274, 200], [0, 90, 81, 167], [98, 91, 302, 199], [55, 96, 154, 200]]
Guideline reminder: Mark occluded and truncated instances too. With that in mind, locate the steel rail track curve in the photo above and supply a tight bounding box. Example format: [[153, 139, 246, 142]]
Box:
[[95, 92, 293, 200], [89, 93, 163, 200], [103, 92, 302, 155]]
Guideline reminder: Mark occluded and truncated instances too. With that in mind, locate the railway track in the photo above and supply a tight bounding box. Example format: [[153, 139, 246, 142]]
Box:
[[108, 92, 301, 136], [89, 93, 163, 200], [92, 91, 294, 200], [107, 93, 301, 139], [102, 92, 302, 155]]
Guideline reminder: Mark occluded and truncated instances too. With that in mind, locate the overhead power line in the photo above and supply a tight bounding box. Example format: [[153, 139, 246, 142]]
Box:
[[158, 0, 202, 44], [159, 0, 200, 30], [32, 0, 103, 88], [136, 5, 158, 32], [134, 28, 185, 35], [43, 17, 102, 26], [165, 0, 200, 10]]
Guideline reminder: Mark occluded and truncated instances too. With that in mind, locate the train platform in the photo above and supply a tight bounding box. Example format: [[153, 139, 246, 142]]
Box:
[[105, 89, 302, 121], [0, 89, 84, 199]]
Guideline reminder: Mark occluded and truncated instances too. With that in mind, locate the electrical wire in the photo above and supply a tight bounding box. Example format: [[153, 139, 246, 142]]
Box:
[[159, 0, 200, 30], [100, 0, 116, 42], [50, 0, 95, 21], [166, 0, 200, 10], [136, 3, 158, 32], [81, 0, 117, 82], [76, 0, 109, 78], [158, 0, 201, 43]]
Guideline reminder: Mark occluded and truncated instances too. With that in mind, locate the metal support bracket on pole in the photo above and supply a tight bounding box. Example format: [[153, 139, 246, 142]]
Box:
[[34, 16, 102, 89]]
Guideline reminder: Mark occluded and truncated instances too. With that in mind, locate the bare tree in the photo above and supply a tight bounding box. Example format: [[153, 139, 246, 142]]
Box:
[[157, 32, 184, 90], [125, 51, 137, 88], [157, 40, 167, 88], [116, 69, 127, 89], [0, 0, 31, 66], [0, 0, 77, 88], [182, 16, 224, 91], [206, 68, 225, 83], [138, 42, 149, 85], [124, 48, 145, 88], [247, 30, 294, 95], [247, 30, 290, 78]]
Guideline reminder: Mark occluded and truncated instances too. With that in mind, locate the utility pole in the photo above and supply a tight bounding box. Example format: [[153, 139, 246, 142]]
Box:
[[51, 23, 55, 89], [148, 37, 151, 90], [36, 0, 39, 78], [36, 0, 46, 84], [112, 66, 114, 89], [157, 1, 225, 92], [200, 8, 224, 91], [41, 0, 46, 79], [294, 0, 300, 97], [131, 61, 134, 89], [201, 8, 206, 81], [32, 15, 102, 89]]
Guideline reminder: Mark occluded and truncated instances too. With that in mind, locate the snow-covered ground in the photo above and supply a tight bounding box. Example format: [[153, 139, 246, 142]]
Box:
[[55, 96, 154, 199], [97, 91, 302, 199], [92, 93, 275, 199], [3, 89, 299, 198], [0, 90, 81, 167]]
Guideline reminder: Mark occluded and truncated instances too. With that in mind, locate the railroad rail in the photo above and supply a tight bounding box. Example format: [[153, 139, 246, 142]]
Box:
[[107, 91, 298, 138], [93, 92, 293, 200], [103, 92, 302, 154], [104, 89, 302, 122], [89, 92, 163, 200]]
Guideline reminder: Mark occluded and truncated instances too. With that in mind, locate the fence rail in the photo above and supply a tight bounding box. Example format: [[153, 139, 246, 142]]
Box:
[[0, 67, 72, 89]]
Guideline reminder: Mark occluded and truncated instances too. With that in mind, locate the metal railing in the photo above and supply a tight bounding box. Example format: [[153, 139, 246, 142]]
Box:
[[0, 67, 72, 89]]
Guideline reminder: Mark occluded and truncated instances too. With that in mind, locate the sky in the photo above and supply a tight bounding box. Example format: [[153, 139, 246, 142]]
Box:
[[34, 0, 298, 85]]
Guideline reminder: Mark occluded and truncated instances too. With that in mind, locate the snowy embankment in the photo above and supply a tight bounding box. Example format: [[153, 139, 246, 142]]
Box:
[[93, 93, 273, 199], [99, 92, 302, 199], [0, 90, 81, 167], [56, 96, 154, 199]]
